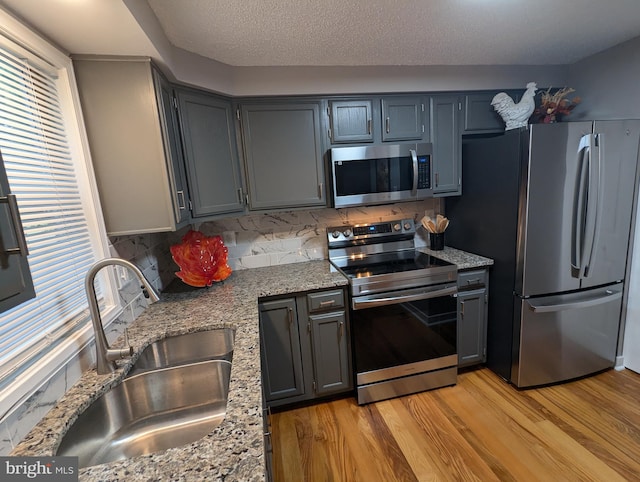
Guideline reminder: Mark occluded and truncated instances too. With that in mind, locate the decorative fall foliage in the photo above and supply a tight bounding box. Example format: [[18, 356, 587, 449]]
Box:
[[534, 87, 581, 123], [170, 230, 232, 287]]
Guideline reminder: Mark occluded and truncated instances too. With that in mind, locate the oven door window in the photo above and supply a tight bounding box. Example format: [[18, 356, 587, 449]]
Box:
[[334, 156, 413, 196], [351, 295, 457, 375]]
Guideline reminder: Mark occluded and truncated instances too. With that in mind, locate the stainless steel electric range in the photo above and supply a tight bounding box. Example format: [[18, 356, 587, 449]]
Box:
[[327, 218, 458, 404]]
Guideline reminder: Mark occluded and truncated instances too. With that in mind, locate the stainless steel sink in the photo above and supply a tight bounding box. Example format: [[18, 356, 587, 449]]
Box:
[[56, 328, 235, 468], [127, 328, 234, 377]]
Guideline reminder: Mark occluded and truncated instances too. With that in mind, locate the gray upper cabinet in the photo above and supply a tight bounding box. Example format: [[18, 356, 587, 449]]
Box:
[[239, 102, 325, 210], [177, 90, 245, 218], [155, 74, 190, 226], [328, 99, 373, 144], [430, 95, 462, 196], [463, 91, 521, 134], [381, 96, 426, 142], [74, 57, 190, 236], [0, 150, 35, 313]]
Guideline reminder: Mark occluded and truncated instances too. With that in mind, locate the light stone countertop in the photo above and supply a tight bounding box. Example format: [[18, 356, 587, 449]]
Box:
[[12, 249, 492, 481], [419, 246, 494, 270]]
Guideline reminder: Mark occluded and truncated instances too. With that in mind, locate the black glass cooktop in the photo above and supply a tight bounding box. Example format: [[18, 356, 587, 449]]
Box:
[[336, 250, 454, 279]]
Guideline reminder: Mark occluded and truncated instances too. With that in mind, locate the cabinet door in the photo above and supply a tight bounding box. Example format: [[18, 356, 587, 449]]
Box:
[[457, 288, 487, 367], [381, 96, 425, 142], [430, 95, 462, 196], [73, 58, 185, 235], [0, 151, 35, 313], [309, 311, 352, 395], [177, 90, 245, 217], [463, 91, 521, 134], [241, 102, 325, 210], [154, 72, 191, 226], [329, 100, 373, 143], [259, 298, 305, 401]]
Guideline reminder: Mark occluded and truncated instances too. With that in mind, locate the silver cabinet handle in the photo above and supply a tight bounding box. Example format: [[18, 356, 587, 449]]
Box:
[[319, 300, 335, 307], [367, 119, 372, 135], [176, 190, 186, 210], [1, 193, 29, 256], [385, 117, 390, 133]]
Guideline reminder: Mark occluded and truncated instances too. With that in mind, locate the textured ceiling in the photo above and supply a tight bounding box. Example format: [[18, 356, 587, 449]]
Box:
[[146, 0, 640, 67]]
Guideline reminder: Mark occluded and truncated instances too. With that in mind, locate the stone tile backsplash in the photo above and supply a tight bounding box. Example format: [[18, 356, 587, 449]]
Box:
[[194, 199, 441, 273]]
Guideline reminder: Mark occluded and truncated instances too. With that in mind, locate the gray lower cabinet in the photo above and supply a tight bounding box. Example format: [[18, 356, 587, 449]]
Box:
[[239, 102, 326, 210], [259, 297, 305, 401], [259, 287, 352, 408], [177, 89, 245, 218], [457, 269, 489, 367], [430, 95, 462, 196], [0, 151, 35, 313], [73, 57, 190, 236], [463, 91, 522, 134]]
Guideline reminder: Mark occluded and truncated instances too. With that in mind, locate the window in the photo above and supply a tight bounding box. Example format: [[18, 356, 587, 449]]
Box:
[[0, 13, 112, 415]]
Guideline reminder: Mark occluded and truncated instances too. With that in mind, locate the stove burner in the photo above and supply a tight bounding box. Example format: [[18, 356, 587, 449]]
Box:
[[338, 250, 452, 278]]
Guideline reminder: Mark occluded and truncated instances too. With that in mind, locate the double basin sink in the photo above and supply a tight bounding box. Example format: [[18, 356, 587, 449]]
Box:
[[56, 328, 235, 469]]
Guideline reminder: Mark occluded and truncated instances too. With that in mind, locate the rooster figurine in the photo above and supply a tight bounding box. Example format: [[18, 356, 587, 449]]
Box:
[[491, 82, 537, 131]]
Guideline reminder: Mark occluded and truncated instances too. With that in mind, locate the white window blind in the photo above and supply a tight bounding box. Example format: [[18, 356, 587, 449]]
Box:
[[0, 40, 100, 383]]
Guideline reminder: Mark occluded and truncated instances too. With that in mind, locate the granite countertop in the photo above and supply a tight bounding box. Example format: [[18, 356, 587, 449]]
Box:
[[12, 260, 348, 482], [419, 246, 494, 270], [12, 249, 492, 481]]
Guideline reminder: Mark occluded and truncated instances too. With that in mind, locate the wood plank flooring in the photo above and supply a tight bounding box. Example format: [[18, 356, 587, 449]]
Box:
[[270, 367, 640, 482]]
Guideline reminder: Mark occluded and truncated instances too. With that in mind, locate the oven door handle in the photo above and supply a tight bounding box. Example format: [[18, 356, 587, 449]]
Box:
[[351, 283, 458, 310]]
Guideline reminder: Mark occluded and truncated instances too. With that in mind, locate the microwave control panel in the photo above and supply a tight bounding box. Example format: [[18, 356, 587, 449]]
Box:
[[417, 155, 431, 189]]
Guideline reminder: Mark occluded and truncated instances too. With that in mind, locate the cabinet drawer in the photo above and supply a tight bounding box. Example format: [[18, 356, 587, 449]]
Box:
[[458, 270, 486, 290], [307, 290, 345, 313]]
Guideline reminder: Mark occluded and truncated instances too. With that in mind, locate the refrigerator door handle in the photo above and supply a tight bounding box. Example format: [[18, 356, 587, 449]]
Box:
[[571, 134, 591, 275], [526, 288, 622, 313], [582, 133, 603, 277]]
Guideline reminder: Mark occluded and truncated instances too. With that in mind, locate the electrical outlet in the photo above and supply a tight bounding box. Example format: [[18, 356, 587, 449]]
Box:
[[115, 265, 130, 289]]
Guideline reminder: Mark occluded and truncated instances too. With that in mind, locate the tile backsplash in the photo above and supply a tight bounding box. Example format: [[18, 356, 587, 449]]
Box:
[[193, 199, 441, 272]]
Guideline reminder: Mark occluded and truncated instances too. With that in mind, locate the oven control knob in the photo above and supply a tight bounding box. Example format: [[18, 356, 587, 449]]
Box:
[[343, 229, 352, 237], [393, 223, 401, 231], [404, 222, 412, 231], [331, 230, 341, 238]]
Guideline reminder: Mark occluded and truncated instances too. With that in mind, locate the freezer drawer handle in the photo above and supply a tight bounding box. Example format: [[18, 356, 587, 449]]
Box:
[[526, 289, 621, 313]]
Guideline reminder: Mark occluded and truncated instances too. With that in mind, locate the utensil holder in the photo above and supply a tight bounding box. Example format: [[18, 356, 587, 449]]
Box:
[[429, 233, 445, 251]]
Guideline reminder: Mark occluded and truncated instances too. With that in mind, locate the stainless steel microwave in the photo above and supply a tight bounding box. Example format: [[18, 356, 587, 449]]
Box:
[[330, 143, 433, 208]]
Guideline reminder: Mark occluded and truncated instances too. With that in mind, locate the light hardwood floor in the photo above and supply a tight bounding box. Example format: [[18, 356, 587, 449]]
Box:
[[270, 367, 640, 482]]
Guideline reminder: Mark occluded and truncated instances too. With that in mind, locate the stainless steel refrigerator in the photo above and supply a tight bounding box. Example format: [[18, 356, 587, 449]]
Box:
[[446, 120, 640, 387]]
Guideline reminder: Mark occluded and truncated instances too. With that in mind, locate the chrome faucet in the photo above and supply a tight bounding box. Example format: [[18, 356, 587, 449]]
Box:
[[85, 258, 160, 374]]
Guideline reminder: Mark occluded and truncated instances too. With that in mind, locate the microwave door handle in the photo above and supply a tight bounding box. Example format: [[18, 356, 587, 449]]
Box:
[[410, 149, 418, 195]]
